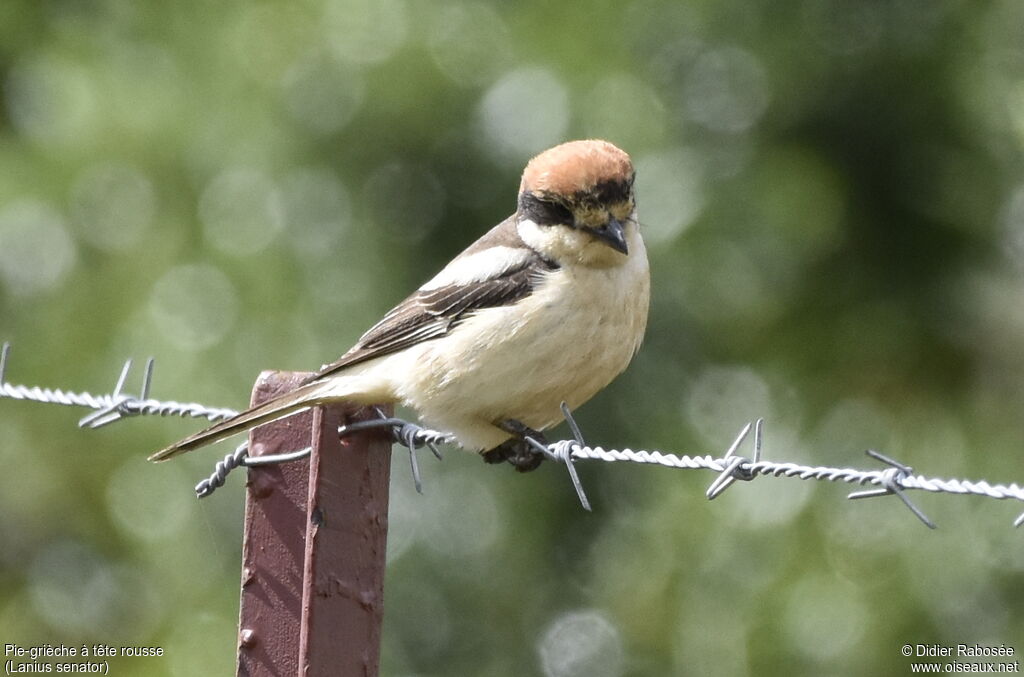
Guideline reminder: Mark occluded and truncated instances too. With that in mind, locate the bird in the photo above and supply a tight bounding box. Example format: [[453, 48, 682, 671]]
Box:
[[149, 139, 649, 471]]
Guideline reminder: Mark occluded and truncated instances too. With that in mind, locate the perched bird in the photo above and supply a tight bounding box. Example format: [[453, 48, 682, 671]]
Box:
[[150, 139, 649, 471]]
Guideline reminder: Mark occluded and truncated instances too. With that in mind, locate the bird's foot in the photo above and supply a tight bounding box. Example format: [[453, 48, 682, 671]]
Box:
[[482, 420, 547, 472]]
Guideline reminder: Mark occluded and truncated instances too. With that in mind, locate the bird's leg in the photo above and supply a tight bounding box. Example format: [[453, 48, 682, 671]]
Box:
[[481, 419, 547, 473]]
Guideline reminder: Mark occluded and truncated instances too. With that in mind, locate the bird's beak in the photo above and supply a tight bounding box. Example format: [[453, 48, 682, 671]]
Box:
[[589, 218, 629, 255]]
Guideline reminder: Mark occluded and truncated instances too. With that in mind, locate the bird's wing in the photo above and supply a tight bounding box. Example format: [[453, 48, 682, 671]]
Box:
[[307, 217, 557, 382]]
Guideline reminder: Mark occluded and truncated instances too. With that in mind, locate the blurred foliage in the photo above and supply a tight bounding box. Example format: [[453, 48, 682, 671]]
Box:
[[1, 0, 1023, 675]]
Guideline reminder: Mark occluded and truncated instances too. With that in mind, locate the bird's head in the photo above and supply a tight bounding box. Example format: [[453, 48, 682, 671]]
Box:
[[516, 140, 639, 268]]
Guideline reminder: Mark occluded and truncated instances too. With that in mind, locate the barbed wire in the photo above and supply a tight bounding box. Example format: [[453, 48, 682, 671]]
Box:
[[2, 341, 1023, 529], [0, 343, 238, 428]]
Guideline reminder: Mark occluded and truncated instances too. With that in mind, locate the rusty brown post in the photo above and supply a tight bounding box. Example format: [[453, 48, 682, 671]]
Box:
[[236, 371, 392, 677]]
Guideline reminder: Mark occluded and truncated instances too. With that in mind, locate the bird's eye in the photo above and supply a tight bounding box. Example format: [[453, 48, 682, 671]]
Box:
[[519, 193, 574, 227]]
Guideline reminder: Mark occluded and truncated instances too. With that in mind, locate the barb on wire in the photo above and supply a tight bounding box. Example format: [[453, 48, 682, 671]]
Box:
[[194, 415, 452, 499], [363, 409, 448, 494], [530, 402, 593, 511], [847, 449, 937, 529], [4, 341, 1024, 527], [0, 342, 239, 426], [705, 419, 762, 500], [542, 411, 1024, 528]]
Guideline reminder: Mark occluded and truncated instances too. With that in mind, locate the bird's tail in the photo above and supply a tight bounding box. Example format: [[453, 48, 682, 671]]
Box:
[[148, 380, 335, 462]]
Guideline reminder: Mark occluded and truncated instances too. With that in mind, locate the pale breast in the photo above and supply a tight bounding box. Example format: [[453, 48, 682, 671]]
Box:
[[402, 232, 650, 439]]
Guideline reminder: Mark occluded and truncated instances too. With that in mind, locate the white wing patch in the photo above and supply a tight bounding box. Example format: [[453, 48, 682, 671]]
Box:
[[419, 246, 533, 291]]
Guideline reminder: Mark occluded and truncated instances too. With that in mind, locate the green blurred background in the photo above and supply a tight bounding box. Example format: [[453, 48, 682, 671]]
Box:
[[1, 0, 1023, 675]]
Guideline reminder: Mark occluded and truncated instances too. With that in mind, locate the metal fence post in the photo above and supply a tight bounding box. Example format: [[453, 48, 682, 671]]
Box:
[[235, 371, 392, 677]]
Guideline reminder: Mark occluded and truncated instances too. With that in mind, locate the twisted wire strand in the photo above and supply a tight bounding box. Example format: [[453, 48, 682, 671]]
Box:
[[0, 381, 115, 410], [192, 420, 456, 499], [0, 386, 240, 427], [195, 442, 249, 498], [0, 343, 239, 426], [118, 398, 238, 422], [556, 443, 1024, 503], [401, 426, 457, 448], [3, 341, 1023, 526], [898, 474, 1024, 501]]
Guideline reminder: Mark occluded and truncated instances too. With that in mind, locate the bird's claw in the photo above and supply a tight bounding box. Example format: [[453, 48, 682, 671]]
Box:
[[485, 419, 548, 472]]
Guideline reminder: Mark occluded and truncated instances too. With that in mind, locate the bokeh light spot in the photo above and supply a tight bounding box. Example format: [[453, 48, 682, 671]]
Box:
[[29, 541, 161, 641], [814, 398, 892, 463], [783, 575, 868, 661], [673, 590, 751, 676], [281, 167, 352, 257], [477, 67, 570, 166], [582, 73, 668, 151], [727, 467, 814, 528], [228, 3, 314, 83], [683, 46, 770, 134], [199, 167, 285, 256], [427, 2, 514, 87], [324, 0, 409, 66], [106, 458, 194, 543], [148, 263, 239, 351], [685, 364, 772, 447], [634, 148, 706, 245], [538, 609, 624, 677], [0, 200, 77, 297], [5, 54, 99, 146], [420, 468, 501, 559], [386, 464, 502, 564]]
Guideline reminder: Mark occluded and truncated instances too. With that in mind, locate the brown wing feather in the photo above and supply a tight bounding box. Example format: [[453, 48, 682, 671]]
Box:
[[305, 242, 557, 383]]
